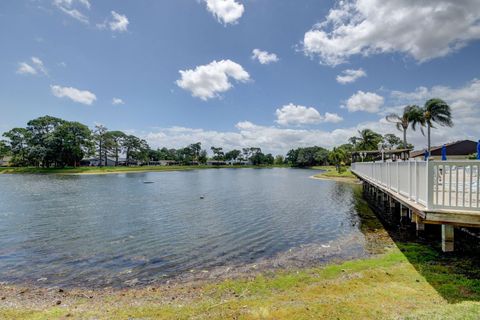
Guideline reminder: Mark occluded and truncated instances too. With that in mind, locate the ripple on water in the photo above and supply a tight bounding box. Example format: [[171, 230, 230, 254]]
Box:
[[0, 168, 369, 288]]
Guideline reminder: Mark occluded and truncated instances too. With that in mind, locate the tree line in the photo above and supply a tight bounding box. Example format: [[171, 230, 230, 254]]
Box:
[[0, 116, 276, 167], [0, 98, 453, 169]]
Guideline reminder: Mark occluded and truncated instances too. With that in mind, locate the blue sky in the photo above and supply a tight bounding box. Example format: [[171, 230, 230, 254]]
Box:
[[1, 0, 480, 154]]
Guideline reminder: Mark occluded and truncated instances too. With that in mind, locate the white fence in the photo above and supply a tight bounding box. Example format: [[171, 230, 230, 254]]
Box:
[[351, 161, 480, 211]]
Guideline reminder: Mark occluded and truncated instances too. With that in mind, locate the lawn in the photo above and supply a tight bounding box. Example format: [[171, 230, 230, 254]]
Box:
[[311, 165, 357, 180], [2, 242, 480, 319]]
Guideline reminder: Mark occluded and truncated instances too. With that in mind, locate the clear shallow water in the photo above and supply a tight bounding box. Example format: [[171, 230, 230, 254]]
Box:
[[0, 168, 365, 287]]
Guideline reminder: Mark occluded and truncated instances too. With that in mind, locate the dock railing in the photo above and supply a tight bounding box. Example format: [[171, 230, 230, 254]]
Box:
[[351, 160, 480, 211]]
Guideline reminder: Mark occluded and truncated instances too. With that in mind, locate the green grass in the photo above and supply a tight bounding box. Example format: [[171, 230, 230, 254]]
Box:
[[2, 243, 480, 319], [311, 165, 356, 179], [0, 165, 287, 175]]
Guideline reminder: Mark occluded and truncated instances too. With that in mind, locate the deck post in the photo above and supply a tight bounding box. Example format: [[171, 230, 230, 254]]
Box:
[[426, 161, 434, 210], [400, 204, 408, 218], [441, 225, 454, 252], [414, 214, 425, 231]]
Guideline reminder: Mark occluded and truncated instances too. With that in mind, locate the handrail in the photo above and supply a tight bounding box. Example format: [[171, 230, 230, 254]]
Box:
[[352, 160, 480, 211]]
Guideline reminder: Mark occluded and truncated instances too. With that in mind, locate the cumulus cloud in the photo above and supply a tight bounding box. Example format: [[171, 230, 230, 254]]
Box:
[[141, 122, 354, 155], [336, 68, 366, 84], [16, 57, 48, 76], [302, 0, 480, 66], [112, 98, 125, 105], [53, 0, 90, 24], [204, 0, 244, 25], [176, 59, 250, 100], [138, 78, 480, 154], [252, 49, 279, 64], [275, 103, 343, 126], [345, 91, 384, 113], [324, 112, 344, 123], [109, 11, 129, 32], [51, 85, 97, 105]]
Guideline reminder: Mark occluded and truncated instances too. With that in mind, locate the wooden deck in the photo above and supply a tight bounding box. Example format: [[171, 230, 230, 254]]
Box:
[[351, 160, 480, 251]]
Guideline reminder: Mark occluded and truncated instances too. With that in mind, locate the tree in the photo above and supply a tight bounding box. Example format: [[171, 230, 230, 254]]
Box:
[[123, 135, 149, 165], [274, 155, 284, 165], [210, 146, 225, 161], [105, 131, 126, 166], [328, 147, 347, 173], [225, 149, 241, 162], [53, 121, 93, 167], [382, 134, 403, 149], [386, 105, 424, 149], [26, 115, 66, 167], [3, 128, 31, 166], [422, 98, 453, 153], [93, 124, 108, 166], [198, 150, 208, 164], [188, 142, 202, 162], [353, 129, 383, 150], [0, 140, 9, 158]]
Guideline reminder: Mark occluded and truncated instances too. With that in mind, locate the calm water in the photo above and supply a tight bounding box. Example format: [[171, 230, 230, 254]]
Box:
[[0, 168, 366, 287]]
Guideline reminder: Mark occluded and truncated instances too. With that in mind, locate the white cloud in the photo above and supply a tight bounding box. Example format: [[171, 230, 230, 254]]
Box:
[[204, 0, 244, 25], [138, 78, 480, 154], [142, 122, 355, 155], [252, 49, 279, 64], [109, 11, 129, 32], [275, 104, 344, 126], [112, 98, 125, 105], [17, 62, 37, 75], [336, 68, 366, 84], [302, 0, 480, 66], [324, 112, 344, 123], [16, 57, 47, 76], [275, 104, 323, 126], [51, 85, 97, 105], [53, 0, 90, 24], [345, 91, 384, 113], [176, 59, 250, 100]]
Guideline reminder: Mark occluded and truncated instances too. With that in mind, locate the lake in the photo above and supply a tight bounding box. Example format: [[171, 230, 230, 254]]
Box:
[[0, 168, 369, 288]]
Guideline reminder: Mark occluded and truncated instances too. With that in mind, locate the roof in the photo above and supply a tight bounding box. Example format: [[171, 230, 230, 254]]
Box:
[[352, 149, 411, 155], [411, 140, 478, 157]]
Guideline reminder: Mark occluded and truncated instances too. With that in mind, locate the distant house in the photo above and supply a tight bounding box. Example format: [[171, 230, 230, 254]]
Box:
[[410, 140, 478, 160], [148, 160, 179, 166], [0, 156, 12, 166], [80, 157, 116, 167], [226, 159, 251, 165], [207, 160, 227, 166]]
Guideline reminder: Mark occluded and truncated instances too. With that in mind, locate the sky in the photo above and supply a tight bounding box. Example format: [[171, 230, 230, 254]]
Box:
[[1, 0, 480, 155]]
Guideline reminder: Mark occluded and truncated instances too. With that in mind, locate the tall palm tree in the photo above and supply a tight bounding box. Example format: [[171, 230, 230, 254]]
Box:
[[386, 105, 424, 149], [422, 98, 453, 153], [356, 129, 383, 150]]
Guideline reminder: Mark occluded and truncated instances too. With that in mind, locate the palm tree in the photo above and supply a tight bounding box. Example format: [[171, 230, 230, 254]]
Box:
[[386, 105, 424, 149], [356, 129, 383, 150], [422, 98, 453, 153], [328, 147, 347, 173]]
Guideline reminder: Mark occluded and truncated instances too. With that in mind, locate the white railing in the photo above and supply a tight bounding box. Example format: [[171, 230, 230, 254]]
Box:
[[351, 160, 480, 211]]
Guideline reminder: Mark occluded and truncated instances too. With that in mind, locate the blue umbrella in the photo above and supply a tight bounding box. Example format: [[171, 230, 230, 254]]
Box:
[[441, 144, 447, 161], [477, 140, 480, 160], [424, 149, 429, 161]]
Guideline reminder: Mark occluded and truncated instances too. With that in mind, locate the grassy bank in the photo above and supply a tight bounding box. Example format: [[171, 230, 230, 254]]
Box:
[[1, 243, 480, 319], [311, 165, 357, 182], [0, 165, 289, 175]]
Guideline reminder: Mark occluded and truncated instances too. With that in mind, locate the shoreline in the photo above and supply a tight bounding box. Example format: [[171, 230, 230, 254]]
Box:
[[0, 165, 290, 176], [2, 240, 479, 319]]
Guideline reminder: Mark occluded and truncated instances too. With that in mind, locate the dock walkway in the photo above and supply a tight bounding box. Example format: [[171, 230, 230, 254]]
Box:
[[351, 160, 480, 251]]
